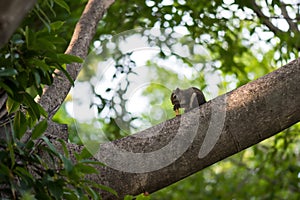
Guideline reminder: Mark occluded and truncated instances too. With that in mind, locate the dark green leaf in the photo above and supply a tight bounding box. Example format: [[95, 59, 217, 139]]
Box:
[[40, 136, 59, 156], [29, 58, 50, 71], [56, 64, 74, 86], [0, 82, 14, 96], [35, 38, 57, 51], [0, 68, 18, 77], [23, 93, 41, 120], [33, 71, 41, 86], [25, 140, 34, 149], [37, 104, 48, 118], [53, 0, 70, 13], [32, 119, 48, 139], [0, 164, 11, 176], [15, 166, 34, 180], [13, 111, 27, 139], [61, 156, 73, 173], [33, 5, 51, 32], [24, 26, 35, 49], [96, 183, 118, 197], [58, 139, 69, 158], [84, 186, 99, 200], [48, 180, 64, 200]]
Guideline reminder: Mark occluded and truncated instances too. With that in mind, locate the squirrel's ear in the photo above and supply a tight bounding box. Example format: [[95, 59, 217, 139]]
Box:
[[189, 92, 198, 109]]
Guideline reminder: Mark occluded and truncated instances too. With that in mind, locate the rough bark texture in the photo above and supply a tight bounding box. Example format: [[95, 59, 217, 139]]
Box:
[[0, 0, 36, 48], [92, 58, 300, 199]]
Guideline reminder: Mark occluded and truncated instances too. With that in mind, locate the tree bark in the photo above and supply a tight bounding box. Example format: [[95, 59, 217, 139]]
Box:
[[91, 58, 300, 199]]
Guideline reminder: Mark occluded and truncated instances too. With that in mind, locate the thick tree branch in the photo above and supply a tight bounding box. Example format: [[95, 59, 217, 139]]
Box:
[[39, 0, 115, 116], [86, 58, 299, 199], [0, 0, 36, 48]]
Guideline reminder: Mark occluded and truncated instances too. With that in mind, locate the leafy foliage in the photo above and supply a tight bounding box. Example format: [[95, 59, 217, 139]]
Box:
[[0, 127, 116, 199], [0, 0, 114, 199], [0, 0, 82, 130]]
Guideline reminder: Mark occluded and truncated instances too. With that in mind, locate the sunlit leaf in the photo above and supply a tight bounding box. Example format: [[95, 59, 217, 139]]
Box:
[[6, 96, 20, 114]]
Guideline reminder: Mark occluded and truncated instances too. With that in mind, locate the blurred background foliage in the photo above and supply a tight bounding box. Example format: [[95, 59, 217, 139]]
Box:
[[1, 0, 300, 199]]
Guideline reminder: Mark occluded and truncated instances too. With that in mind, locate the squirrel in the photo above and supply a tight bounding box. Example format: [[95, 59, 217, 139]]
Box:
[[170, 87, 206, 115]]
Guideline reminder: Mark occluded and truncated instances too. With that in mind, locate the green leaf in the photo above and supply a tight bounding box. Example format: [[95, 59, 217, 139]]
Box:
[[75, 147, 93, 161], [50, 21, 65, 31], [0, 164, 11, 177], [13, 111, 27, 139], [136, 193, 151, 200], [48, 180, 64, 200], [58, 139, 69, 158], [56, 64, 74, 86], [79, 159, 105, 166], [23, 93, 41, 121], [24, 26, 35, 49], [35, 38, 57, 51], [6, 96, 20, 114], [57, 54, 83, 64], [25, 140, 34, 149], [0, 82, 13, 96], [40, 136, 59, 156], [63, 189, 78, 200], [124, 195, 134, 200], [74, 163, 98, 174], [37, 104, 48, 118], [84, 186, 99, 200], [15, 166, 34, 180], [33, 71, 41, 86], [32, 119, 48, 139], [29, 58, 51, 71], [20, 192, 36, 200], [0, 68, 18, 77], [61, 156, 73, 173], [33, 5, 51, 32], [53, 0, 70, 14], [96, 183, 118, 197]]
